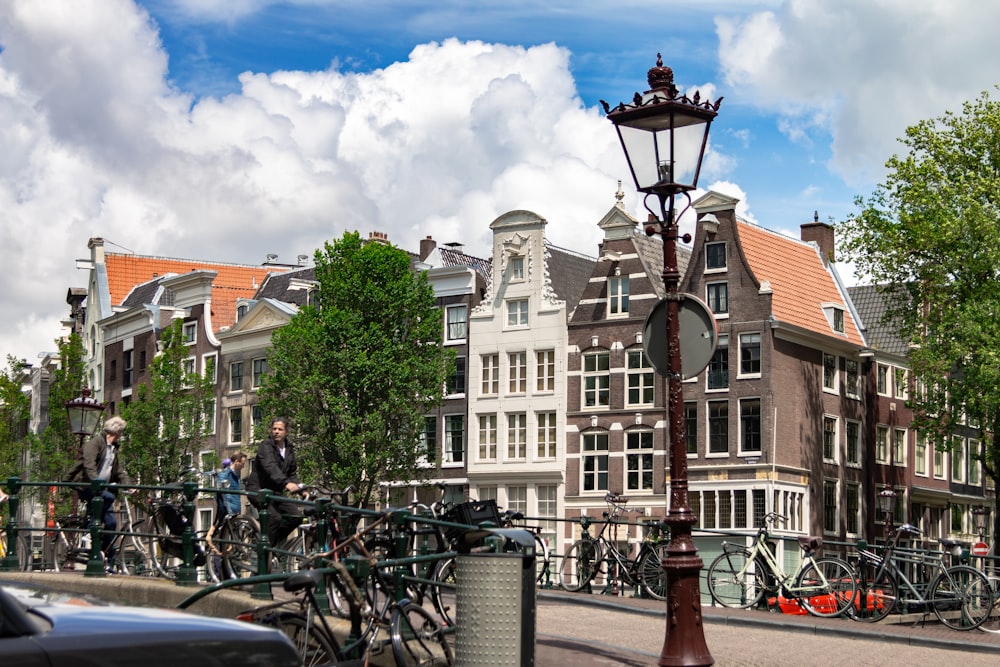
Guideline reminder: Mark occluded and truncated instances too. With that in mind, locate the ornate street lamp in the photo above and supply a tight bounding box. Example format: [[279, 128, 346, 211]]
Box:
[[972, 505, 989, 541], [877, 487, 896, 538], [65, 387, 106, 449], [602, 55, 721, 667]]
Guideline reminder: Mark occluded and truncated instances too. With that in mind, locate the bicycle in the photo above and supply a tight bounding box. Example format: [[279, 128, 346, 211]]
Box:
[[498, 507, 553, 586], [145, 474, 211, 580], [706, 511, 857, 618], [979, 572, 1000, 634], [558, 492, 669, 600], [1, 492, 32, 570], [848, 522, 993, 630]]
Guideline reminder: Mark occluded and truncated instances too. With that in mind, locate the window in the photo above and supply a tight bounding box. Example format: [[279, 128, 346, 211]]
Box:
[[236, 303, 248, 321], [506, 485, 527, 514], [846, 420, 861, 466], [875, 425, 889, 464], [229, 408, 243, 444], [478, 414, 497, 461], [510, 256, 525, 281], [583, 351, 610, 408], [915, 432, 928, 477], [823, 416, 837, 463], [252, 358, 267, 388], [951, 436, 965, 482], [708, 400, 728, 454], [506, 299, 528, 327], [507, 413, 527, 460], [537, 412, 557, 458], [684, 401, 697, 455], [707, 335, 728, 390], [832, 308, 845, 333], [822, 353, 837, 392], [845, 359, 860, 398], [251, 404, 262, 431], [536, 350, 555, 392], [202, 399, 216, 435], [894, 368, 908, 399], [446, 305, 467, 341], [123, 349, 133, 389], [183, 321, 197, 344], [582, 432, 609, 492], [740, 399, 761, 453], [481, 354, 499, 395], [626, 349, 654, 406], [420, 417, 437, 463], [739, 333, 760, 376], [892, 428, 907, 467], [508, 352, 526, 393], [877, 364, 890, 395], [444, 415, 464, 464], [934, 443, 945, 479], [537, 485, 557, 544], [626, 430, 654, 492], [823, 479, 838, 533], [608, 275, 629, 316], [970, 439, 982, 486], [951, 504, 964, 533], [706, 282, 728, 315], [705, 242, 726, 270], [230, 361, 244, 392], [845, 483, 861, 535], [182, 357, 196, 380], [448, 356, 466, 395]]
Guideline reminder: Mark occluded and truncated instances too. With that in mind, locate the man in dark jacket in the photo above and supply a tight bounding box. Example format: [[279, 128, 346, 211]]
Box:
[[67, 415, 132, 560], [246, 417, 303, 546]]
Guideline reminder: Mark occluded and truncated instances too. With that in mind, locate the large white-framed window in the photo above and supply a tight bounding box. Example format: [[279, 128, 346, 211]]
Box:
[[506, 412, 527, 461], [823, 478, 839, 534], [608, 275, 629, 317], [478, 414, 497, 462], [823, 415, 838, 463], [739, 398, 761, 454], [707, 399, 728, 455], [506, 485, 527, 515], [625, 430, 654, 492], [822, 352, 838, 393], [582, 432, 609, 493], [445, 305, 467, 342], [509, 256, 525, 281], [444, 415, 464, 464], [536, 411, 557, 459], [508, 352, 526, 394], [892, 428, 907, 467], [846, 420, 862, 467], [183, 321, 197, 345], [536, 349, 555, 393], [875, 425, 889, 464], [506, 299, 528, 328], [934, 443, 946, 479], [970, 439, 982, 486], [915, 431, 929, 477], [230, 361, 244, 393], [536, 484, 558, 546], [706, 282, 728, 317], [626, 348, 654, 406], [228, 407, 243, 445], [844, 359, 860, 399], [845, 482, 861, 536], [894, 368, 909, 400], [707, 335, 729, 390], [481, 354, 499, 395], [252, 357, 268, 389], [951, 435, 965, 483], [202, 353, 217, 384], [705, 241, 727, 271], [583, 351, 610, 408], [876, 363, 890, 396], [738, 333, 761, 377]]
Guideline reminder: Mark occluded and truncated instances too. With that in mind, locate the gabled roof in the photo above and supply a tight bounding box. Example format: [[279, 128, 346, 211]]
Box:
[[254, 266, 317, 306], [847, 284, 909, 357], [546, 243, 597, 314], [105, 254, 290, 332], [439, 246, 492, 287], [736, 220, 865, 345]]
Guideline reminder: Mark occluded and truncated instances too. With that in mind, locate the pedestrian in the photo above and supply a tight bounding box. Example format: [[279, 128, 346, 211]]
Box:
[[66, 415, 132, 563], [245, 417, 303, 547], [217, 452, 247, 517]]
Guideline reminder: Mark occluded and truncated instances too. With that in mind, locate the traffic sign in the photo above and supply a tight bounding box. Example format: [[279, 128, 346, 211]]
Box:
[[972, 541, 990, 557], [642, 295, 718, 379]]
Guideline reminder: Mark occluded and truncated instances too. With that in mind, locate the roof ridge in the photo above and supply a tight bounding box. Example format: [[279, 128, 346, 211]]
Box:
[[107, 252, 280, 270]]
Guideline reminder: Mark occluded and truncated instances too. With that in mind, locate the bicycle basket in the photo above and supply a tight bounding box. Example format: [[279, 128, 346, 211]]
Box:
[[443, 499, 502, 541]]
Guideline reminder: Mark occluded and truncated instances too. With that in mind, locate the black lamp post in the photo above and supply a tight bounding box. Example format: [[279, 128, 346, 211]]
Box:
[[972, 505, 989, 541], [65, 387, 107, 451], [877, 487, 896, 539], [603, 54, 721, 667]]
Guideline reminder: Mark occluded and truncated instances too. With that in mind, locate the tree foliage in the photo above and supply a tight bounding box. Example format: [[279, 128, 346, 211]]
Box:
[[839, 88, 1000, 526], [258, 232, 451, 507], [121, 319, 217, 488], [0, 356, 31, 486]]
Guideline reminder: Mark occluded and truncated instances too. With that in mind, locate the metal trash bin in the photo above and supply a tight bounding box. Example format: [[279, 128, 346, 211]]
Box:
[[455, 528, 536, 666]]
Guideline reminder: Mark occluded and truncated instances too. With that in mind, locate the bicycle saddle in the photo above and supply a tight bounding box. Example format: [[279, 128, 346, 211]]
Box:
[[283, 568, 323, 594]]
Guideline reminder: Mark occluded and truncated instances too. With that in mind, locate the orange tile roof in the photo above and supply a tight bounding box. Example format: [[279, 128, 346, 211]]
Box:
[[106, 254, 292, 332], [736, 221, 864, 346]]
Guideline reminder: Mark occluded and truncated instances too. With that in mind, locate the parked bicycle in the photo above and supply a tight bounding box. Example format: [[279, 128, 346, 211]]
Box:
[[706, 511, 857, 618], [558, 492, 669, 600], [848, 522, 993, 629], [145, 474, 211, 580]]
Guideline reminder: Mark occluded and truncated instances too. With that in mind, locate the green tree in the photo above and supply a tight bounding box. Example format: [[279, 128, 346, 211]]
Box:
[[122, 319, 218, 488], [839, 88, 1000, 538], [258, 231, 451, 507], [0, 356, 31, 486]]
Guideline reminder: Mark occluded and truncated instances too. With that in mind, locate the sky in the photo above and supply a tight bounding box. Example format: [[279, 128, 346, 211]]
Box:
[[3, 0, 1000, 369]]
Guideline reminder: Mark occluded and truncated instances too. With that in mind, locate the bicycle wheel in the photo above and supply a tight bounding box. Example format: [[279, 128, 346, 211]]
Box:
[[390, 599, 454, 666], [266, 611, 340, 667], [638, 543, 669, 601], [430, 556, 457, 627], [930, 564, 992, 630], [220, 515, 260, 579], [15, 533, 35, 571], [533, 533, 552, 586], [559, 539, 603, 593], [706, 549, 765, 609], [847, 562, 897, 623], [795, 557, 856, 618], [145, 512, 179, 579], [979, 576, 1000, 634]]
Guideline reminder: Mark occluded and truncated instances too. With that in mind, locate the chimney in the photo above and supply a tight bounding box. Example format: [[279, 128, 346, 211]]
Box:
[[801, 217, 835, 266], [368, 231, 389, 244], [420, 235, 437, 261]]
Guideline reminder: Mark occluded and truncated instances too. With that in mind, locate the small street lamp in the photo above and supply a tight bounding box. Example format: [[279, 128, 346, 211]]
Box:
[[877, 487, 896, 539], [603, 54, 721, 667], [972, 505, 989, 541], [65, 386, 107, 446]]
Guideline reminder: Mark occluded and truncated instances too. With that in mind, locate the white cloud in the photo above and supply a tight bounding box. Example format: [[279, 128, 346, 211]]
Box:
[[0, 1, 645, 365], [717, 0, 1000, 186]]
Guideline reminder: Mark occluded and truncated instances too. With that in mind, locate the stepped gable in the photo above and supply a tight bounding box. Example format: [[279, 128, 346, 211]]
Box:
[[105, 253, 291, 331], [736, 220, 864, 345]]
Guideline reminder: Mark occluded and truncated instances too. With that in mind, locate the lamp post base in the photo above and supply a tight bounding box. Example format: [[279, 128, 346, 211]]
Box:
[[659, 531, 713, 666]]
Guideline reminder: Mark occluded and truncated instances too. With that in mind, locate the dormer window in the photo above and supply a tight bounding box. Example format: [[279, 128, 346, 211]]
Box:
[[822, 303, 846, 333], [236, 304, 248, 321], [705, 242, 726, 271]]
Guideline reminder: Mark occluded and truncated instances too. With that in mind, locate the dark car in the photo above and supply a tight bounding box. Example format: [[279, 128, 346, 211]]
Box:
[[0, 582, 299, 667]]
